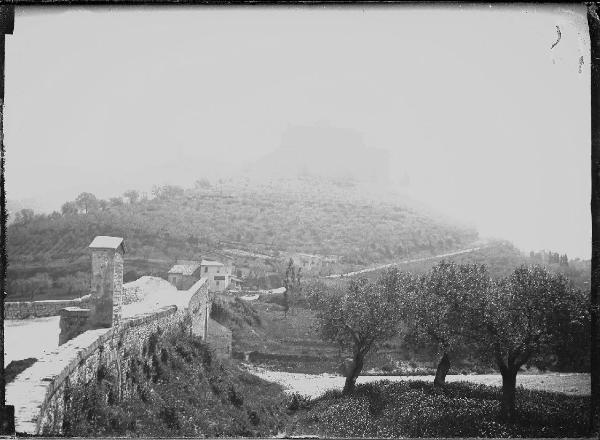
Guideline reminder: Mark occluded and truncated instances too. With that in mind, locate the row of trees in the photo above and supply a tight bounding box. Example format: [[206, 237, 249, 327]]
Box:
[[12, 187, 183, 224], [306, 262, 588, 421], [60, 190, 145, 216], [530, 250, 569, 266], [10, 190, 144, 224], [58, 183, 213, 216], [12, 186, 186, 222]]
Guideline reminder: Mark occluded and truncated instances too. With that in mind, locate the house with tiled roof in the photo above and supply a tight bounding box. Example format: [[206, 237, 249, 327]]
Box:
[[167, 260, 202, 290]]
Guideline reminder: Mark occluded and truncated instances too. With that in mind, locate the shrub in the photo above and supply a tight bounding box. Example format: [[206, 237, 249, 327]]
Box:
[[287, 392, 312, 411], [63, 329, 289, 437]]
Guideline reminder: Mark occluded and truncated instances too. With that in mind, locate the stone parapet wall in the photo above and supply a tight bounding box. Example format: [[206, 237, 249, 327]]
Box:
[[7, 305, 184, 435], [188, 278, 210, 340], [4, 295, 91, 320]]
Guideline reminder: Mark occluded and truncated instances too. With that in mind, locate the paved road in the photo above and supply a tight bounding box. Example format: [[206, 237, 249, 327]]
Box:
[[325, 246, 484, 279]]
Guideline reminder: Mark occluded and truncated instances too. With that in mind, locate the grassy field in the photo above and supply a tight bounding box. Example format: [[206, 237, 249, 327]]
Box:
[[284, 380, 591, 438]]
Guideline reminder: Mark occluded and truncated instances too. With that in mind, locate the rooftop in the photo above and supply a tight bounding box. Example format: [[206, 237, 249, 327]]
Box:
[[88, 236, 125, 253], [168, 262, 202, 276], [201, 259, 224, 267]]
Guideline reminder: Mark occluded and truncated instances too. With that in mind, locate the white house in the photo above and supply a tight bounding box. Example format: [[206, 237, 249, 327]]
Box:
[[200, 259, 231, 292]]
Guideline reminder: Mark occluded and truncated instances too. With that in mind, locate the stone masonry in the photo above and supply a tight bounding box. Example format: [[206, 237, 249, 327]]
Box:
[[8, 235, 232, 435], [207, 318, 232, 358], [187, 278, 211, 340], [4, 295, 91, 320], [7, 306, 182, 434], [88, 236, 125, 328]]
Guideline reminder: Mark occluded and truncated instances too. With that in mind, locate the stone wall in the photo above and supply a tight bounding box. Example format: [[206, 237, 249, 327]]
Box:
[[7, 306, 185, 435], [7, 275, 223, 435], [187, 278, 210, 340], [4, 295, 91, 320], [207, 318, 232, 359], [113, 250, 124, 325]]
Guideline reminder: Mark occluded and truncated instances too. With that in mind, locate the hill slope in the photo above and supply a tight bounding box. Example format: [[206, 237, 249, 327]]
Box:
[[7, 177, 478, 299]]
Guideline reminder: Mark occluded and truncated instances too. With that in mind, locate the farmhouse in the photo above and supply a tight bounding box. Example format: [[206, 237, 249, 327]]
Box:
[[167, 260, 202, 290]]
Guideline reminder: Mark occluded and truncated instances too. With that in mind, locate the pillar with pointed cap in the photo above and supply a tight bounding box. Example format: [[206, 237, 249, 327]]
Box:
[[88, 236, 125, 328]]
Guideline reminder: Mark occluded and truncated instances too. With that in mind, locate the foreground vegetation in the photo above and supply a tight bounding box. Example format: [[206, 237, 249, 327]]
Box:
[[57, 319, 592, 438], [305, 262, 589, 421], [59, 259, 592, 437], [62, 327, 290, 437], [287, 380, 590, 438]]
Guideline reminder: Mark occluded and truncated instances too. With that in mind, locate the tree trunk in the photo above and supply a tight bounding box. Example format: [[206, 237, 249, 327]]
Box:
[[500, 368, 518, 422], [433, 352, 451, 387], [343, 352, 364, 395]]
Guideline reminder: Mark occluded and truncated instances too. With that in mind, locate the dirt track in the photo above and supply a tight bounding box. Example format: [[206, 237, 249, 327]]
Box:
[[325, 246, 484, 278], [246, 365, 591, 398]]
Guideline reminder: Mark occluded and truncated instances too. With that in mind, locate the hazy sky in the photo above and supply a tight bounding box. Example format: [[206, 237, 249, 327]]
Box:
[[5, 5, 591, 258]]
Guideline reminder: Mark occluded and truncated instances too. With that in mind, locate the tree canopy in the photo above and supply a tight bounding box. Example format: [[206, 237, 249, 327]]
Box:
[[307, 271, 413, 393], [406, 261, 491, 385], [470, 265, 587, 420]]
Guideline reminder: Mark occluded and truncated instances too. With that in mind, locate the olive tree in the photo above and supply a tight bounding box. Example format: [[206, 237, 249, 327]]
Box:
[[307, 270, 412, 394], [407, 261, 491, 386], [471, 265, 587, 421], [123, 189, 139, 204], [61, 201, 78, 215], [75, 192, 99, 214]]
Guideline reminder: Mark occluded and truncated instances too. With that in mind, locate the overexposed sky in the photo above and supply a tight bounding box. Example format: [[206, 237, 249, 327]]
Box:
[[4, 5, 591, 258]]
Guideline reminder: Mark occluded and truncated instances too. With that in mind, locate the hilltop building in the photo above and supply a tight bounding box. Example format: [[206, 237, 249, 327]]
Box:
[[167, 260, 202, 290]]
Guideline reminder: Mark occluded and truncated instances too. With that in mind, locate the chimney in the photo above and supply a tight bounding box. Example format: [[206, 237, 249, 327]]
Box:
[[88, 236, 125, 328]]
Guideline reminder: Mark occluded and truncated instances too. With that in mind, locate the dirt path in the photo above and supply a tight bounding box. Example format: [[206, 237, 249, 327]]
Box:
[[246, 365, 590, 398], [325, 246, 485, 278]]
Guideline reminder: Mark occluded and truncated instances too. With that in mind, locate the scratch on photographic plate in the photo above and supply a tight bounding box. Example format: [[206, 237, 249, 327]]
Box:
[[551, 25, 562, 50]]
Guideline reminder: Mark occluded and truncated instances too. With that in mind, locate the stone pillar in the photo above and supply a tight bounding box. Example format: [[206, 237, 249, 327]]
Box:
[[88, 236, 125, 329]]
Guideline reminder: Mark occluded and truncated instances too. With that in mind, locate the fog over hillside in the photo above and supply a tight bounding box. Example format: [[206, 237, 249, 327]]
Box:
[[5, 6, 591, 258], [244, 123, 394, 185]]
